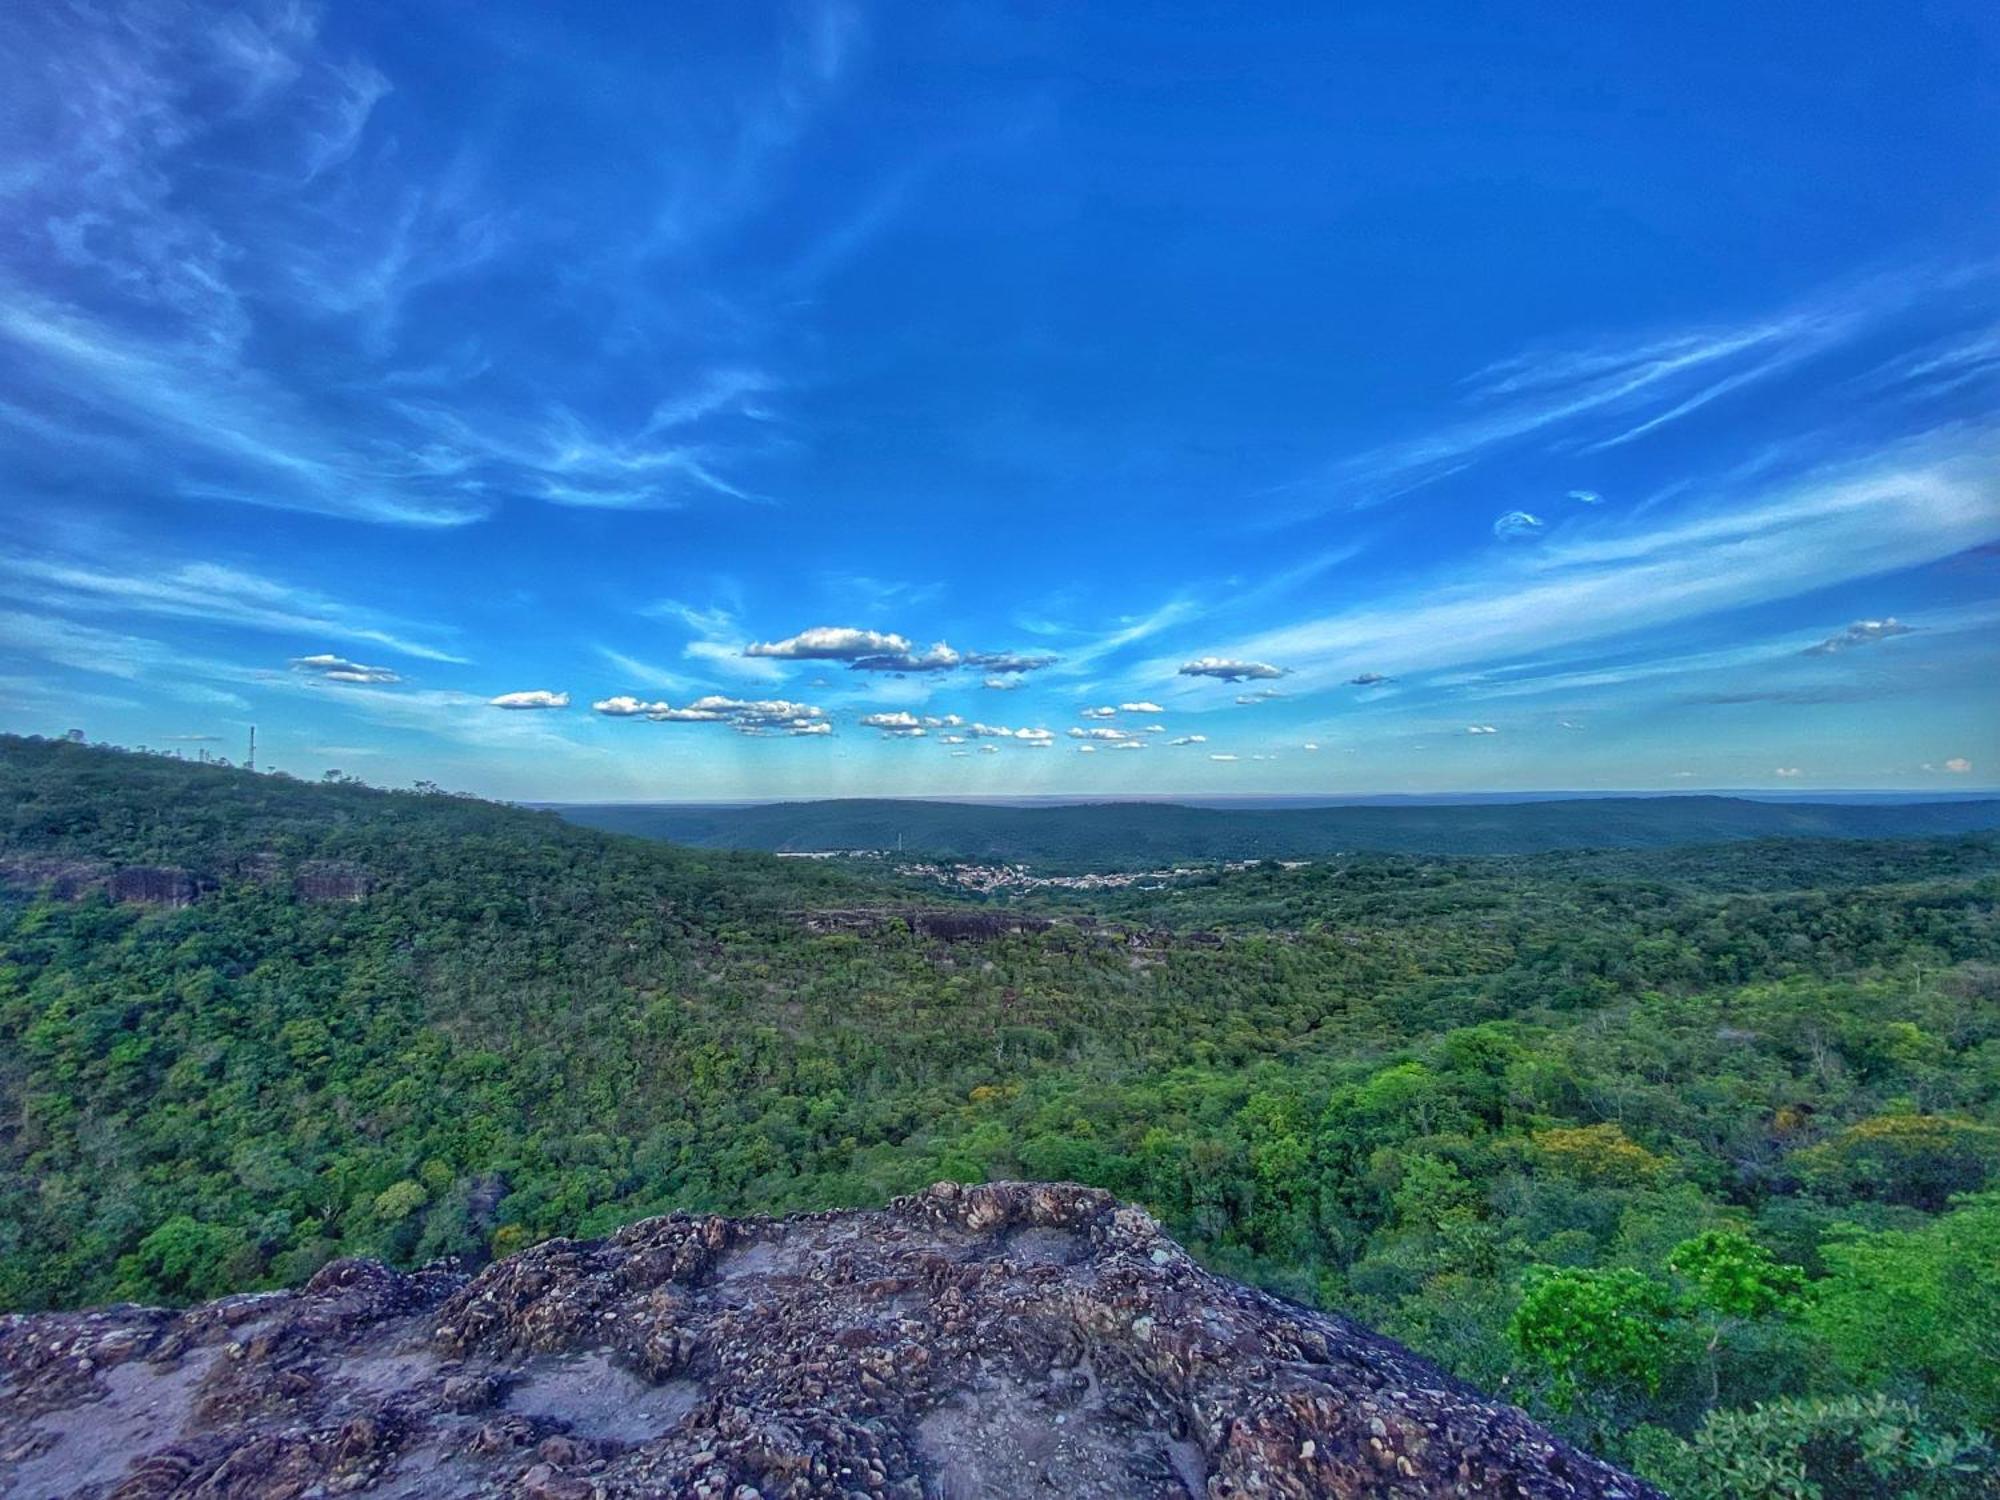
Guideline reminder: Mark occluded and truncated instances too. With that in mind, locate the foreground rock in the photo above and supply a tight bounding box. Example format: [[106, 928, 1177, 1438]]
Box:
[[0, 1182, 1658, 1499]]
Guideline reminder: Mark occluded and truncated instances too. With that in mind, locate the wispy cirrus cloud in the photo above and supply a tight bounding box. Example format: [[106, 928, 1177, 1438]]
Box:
[[0, 611, 253, 707], [0, 550, 464, 662], [1492, 510, 1545, 540], [0, 0, 879, 531], [1165, 427, 2000, 693], [0, 612, 581, 761], [1282, 268, 1993, 512], [0, 298, 490, 527], [1028, 596, 1200, 678], [593, 646, 697, 694], [290, 653, 400, 684], [1802, 617, 1913, 655], [638, 599, 786, 683]]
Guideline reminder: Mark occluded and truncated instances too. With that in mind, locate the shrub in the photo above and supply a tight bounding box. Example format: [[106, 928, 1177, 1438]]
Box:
[[1632, 1394, 1996, 1499]]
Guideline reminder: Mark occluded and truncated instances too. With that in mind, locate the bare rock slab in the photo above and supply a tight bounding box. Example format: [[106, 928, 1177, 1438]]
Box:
[[0, 1182, 1660, 1498]]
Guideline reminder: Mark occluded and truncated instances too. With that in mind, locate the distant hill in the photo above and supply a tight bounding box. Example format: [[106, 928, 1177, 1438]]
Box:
[[550, 794, 2000, 868]]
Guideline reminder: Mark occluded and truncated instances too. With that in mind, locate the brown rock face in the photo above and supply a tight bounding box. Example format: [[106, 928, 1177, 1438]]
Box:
[[292, 860, 374, 903], [0, 1183, 1660, 1499], [105, 866, 202, 907], [797, 910, 1053, 942]]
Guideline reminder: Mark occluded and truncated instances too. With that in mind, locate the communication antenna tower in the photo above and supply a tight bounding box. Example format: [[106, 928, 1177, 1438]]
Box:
[[247, 725, 257, 772]]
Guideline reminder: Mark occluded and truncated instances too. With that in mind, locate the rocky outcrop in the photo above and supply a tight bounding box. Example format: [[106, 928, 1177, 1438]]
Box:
[[0, 1183, 1659, 1499], [0, 855, 110, 901], [293, 860, 374, 903], [0, 859, 206, 907], [797, 909, 1054, 942], [0, 854, 372, 909], [104, 866, 203, 907]]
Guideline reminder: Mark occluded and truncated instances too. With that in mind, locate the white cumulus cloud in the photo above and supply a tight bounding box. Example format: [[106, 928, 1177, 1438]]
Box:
[[595, 693, 830, 733], [1180, 656, 1287, 682], [969, 722, 1055, 745], [745, 626, 908, 660], [490, 690, 569, 710], [593, 695, 668, 717], [849, 642, 962, 673], [861, 709, 927, 737]]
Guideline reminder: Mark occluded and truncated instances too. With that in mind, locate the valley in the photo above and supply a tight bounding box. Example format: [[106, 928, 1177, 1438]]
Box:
[[3, 735, 1997, 1491]]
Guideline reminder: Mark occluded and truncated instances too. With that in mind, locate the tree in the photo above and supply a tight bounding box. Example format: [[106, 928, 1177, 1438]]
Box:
[[116, 1216, 253, 1302], [1508, 1265, 1679, 1414], [1666, 1229, 1806, 1404], [1668, 1230, 1804, 1321], [1791, 1115, 2000, 1212], [1531, 1123, 1668, 1187]]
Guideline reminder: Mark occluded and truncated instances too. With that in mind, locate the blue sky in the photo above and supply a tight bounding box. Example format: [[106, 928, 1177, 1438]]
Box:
[[0, 0, 1995, 800]]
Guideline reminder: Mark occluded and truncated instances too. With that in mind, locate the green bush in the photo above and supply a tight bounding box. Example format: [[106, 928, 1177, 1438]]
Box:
[[1633, 1394, 1996, 1499]]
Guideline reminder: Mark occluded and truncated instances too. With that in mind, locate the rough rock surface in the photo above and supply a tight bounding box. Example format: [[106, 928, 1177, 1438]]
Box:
[[0, 1182, 1660, 1499], [292, 861, 375, 903], [0, 860, 210, 906], [796, 909, 1054, 942]]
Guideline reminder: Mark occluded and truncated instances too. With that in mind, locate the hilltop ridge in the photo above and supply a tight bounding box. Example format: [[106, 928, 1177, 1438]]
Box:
[[550, 794, 2000, 869], [0, 1182, 1659, 1498]]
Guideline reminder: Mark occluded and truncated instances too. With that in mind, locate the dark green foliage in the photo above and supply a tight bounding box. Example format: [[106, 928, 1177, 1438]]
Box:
[[5, 734, 2000, 1492], [1632, 1395, 1997, 1499], [1803, 1194, 2000, 1432]]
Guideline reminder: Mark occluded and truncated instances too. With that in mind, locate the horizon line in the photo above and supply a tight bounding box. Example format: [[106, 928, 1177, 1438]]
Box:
[[527, 786, 2000, 808]]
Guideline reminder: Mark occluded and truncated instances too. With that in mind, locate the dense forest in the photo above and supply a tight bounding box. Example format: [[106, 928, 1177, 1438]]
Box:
[[554, 792, 2000, 868], [3, 734, 1997, 1495]]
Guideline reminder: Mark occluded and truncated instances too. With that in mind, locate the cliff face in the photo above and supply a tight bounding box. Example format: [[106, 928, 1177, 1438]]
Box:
[[0, 1183, 1659, 1499]]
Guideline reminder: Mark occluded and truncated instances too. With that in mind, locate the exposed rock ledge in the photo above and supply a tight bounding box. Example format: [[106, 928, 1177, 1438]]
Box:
[[0, 1182, 1659, 1499]]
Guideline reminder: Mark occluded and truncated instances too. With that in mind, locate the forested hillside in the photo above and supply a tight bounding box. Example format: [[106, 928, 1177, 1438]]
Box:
[[554, 793, 2000, 868], [3, 735, 1997, 1493]]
